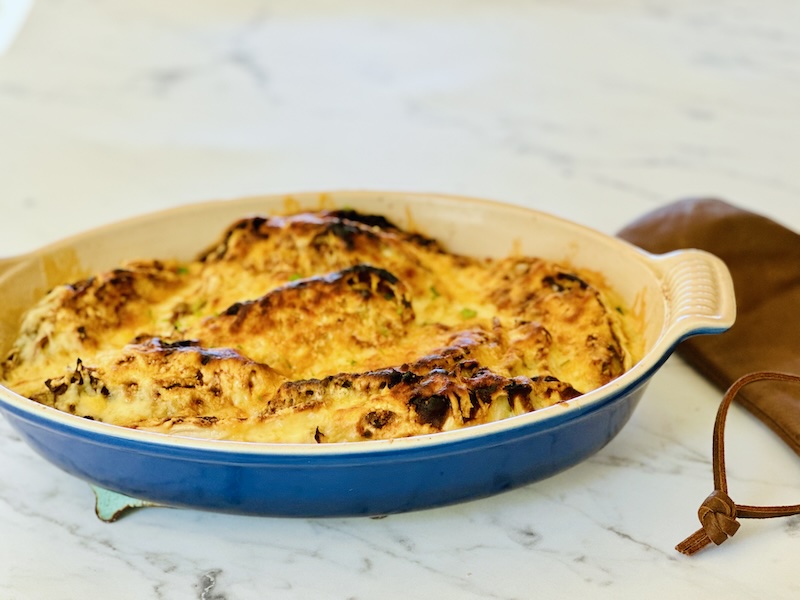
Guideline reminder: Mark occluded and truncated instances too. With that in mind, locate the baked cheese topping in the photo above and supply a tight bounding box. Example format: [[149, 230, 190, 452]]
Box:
[[1, 210, 640, 443]]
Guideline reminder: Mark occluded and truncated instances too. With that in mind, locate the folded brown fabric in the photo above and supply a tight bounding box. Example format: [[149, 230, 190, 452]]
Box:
[[617, 198, 800, 456]]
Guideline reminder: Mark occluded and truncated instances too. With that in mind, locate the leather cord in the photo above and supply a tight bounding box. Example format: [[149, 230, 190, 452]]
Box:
[[676, 371, 800, 555]]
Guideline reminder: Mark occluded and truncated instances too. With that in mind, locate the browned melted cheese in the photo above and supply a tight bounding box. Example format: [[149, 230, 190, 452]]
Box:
[[1, 210, 641, 443]]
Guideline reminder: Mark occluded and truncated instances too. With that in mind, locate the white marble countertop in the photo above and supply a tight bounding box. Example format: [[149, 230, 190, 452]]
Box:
[[1, 1, 799, 598]]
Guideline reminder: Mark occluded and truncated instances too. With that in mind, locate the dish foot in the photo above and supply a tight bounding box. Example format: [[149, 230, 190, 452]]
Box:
[[90, 485, 164, 522]]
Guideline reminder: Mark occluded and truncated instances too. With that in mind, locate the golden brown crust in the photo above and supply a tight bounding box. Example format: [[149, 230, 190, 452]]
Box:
[[1, 210, 639, 443], [194, 265, 415, 379]]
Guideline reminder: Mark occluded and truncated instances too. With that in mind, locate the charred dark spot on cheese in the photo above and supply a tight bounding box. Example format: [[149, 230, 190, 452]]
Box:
[[530, 375, 582, 400], [357, 409, 397, 438], [409, 394, 450, 428], [167, 338, 202, 349], [65, 276, 96, 297], [69, 362, 84, 385], [2, 349, 17, 370], [223, 302, 244, 316], [163, 381, 196, 390], [504, 379, 533, 409], [197, 215, 284, 263], [341, 265, 409, 306], [404, 232, 444, 252], [130, 338, 241, 373], [560, 385, 582, 401], [543, 272, 589, 292], [44, 378, 68, 398], [398, 370, 423, 386], [154, 338, 201, 349], [326, 221, 365, 250], [310, 219, 382, 254], [245, 216, 270, 236], [469, 370, 502, 401], [365, 409, 395, 429], [324, 210, 400, 232]]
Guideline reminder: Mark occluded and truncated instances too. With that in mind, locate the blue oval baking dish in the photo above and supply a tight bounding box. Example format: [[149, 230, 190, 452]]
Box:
[[0, 191, 735, 518]]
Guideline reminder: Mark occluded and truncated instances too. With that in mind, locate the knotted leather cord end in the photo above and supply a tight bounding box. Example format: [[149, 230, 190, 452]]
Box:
[[675, 371, 800, 556], [676, 490, 740, 555]]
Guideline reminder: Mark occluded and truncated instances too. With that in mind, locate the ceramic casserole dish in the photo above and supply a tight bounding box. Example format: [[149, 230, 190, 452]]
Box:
[[0, 191, 735, 518]]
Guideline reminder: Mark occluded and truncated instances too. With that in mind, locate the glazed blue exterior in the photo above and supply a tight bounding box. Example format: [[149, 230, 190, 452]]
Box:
[[0, 378, 649, 517]]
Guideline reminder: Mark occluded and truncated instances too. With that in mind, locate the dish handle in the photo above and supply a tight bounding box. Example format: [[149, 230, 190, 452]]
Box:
[[656, 248, 736, 342]]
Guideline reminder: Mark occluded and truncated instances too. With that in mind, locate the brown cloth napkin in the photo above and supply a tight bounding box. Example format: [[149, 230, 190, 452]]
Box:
[[619, 198, 800, 554], [618, 197, 800, 455]]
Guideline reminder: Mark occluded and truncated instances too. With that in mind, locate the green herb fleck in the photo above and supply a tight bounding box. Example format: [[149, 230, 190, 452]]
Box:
[[430, 286, 441, 299], [191, 299, 207, 315], [288, 273, 302, 281], [176, 266, 190, 276], [460, 308, 478, 320]]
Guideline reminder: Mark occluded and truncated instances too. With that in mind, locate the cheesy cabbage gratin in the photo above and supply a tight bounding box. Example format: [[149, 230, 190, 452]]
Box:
[[1, 210, 640, 443]]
